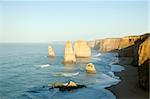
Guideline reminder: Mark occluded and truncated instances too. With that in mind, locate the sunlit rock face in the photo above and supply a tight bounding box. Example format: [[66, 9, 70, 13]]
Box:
[[118, 36, 140, 49], [99, 38, 121, 52], [138, 37, 150, 90], [74, 40, 91, 58], [138, 37, 150, 65], [67, 81, 77, 87], [48, 45, 55, 57], [64, 41, 76, 64], [86, 63, 96, 74]]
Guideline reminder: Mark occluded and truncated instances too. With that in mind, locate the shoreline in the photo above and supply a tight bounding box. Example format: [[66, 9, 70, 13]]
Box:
[[107, 57, 149, 99]]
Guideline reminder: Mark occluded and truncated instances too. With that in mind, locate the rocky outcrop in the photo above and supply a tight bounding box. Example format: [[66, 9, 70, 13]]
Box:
[[138, 37, 150, 90], [93, 39, 101, 50], [48, 45, 55, 57], [94, 33, 150, 90], [74, 40, 91, 58], [86, 63, 96, 74], [118, 36, 140, 49], [118, 34, 150, 65], [64, 41, 76, 64], [98, 38, 120, 52], [138, 37, 150, 65], [87, 41, 95, 49], [48, 81, 86, 91]]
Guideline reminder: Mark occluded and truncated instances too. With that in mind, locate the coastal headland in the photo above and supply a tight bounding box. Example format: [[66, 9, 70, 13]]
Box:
[[89, 33, 149, 98]]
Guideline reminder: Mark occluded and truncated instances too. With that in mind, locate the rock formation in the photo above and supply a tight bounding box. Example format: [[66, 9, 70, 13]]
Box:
[[74, 40, 91, 58], [93, 33, 150, 90], [99, 38, 121, 52], [67, 81, 77, 87], [138, 37, 150, 90], [48, 45, 55, 57], [92, 39, 101, 50], [48, 81, 86, 91], [118, 36, 140, 49], [86, 63, 96, 74], [87, 41, 95, 49], [64, 41, 76, 64]]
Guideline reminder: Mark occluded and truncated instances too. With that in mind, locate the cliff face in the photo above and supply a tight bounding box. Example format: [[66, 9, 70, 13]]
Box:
[[64, 41, 76, 64], [99, 38, 121, 52], [74, 40, 91, 58], [118, 36, 140, 49], [87, 41, 95, 49], [138, 37, 150, 90], [48, 45, 55, 57], [94, 33, 150, 90], [138, 37, 150, 65]]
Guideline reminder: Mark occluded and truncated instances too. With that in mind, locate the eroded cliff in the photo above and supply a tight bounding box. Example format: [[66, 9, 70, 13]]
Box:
[[138, 37, 150, 90]]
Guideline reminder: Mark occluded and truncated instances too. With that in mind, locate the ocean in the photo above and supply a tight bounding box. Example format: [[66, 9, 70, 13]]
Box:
[[0, 43, 124, 99]]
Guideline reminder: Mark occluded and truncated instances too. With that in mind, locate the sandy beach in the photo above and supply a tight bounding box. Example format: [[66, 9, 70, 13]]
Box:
[[107, 57, 149, 99]]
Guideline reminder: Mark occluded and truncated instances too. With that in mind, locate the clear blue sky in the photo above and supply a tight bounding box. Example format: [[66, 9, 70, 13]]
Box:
[[0, 0, 149, 42]]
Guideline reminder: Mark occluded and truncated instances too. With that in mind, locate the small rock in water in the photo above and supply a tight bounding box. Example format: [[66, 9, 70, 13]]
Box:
[[48, 81, 86, 91], [86, 63, 96, 74]]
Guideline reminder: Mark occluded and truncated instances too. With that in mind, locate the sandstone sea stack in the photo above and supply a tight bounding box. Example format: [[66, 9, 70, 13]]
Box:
[[74, 40, 91, 58], [64, 41, 76, 64], [86, 63, 96, 74], [48, 45, 55, 57]]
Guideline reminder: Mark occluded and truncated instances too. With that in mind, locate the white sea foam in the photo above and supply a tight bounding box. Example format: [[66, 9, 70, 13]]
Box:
[[93, 53, 101, 57], [91, 57, 101, 61], [59, 72, 79, 77], [40, 64, 50, 68], [110, 64, 124, 72], [93, 73, 120, 89]]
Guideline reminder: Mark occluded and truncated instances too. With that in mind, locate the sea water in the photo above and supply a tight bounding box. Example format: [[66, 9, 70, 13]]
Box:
[[0, 43, 124, 99]]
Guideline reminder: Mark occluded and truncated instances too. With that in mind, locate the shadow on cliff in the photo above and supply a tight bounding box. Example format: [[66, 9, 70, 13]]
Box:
[[107, 33, 150, 91], [117, 33, 149, 66], [138, 59, 149, 91]]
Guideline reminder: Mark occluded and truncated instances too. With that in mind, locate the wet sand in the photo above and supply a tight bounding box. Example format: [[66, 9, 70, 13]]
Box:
[[107, 57, 149, 99]]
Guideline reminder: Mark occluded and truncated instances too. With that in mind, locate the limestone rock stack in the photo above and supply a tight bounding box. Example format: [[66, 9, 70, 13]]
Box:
[[48, 45, 55, 57], [74, 40, 91, 58], [64, 41, 76, 64], [86, 63, 96, 74]]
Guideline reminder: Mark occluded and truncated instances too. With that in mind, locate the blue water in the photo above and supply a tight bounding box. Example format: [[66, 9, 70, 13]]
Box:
[[0, 43, 124, 99]]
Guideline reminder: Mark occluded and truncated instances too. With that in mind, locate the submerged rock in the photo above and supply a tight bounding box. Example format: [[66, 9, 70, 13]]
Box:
[[86, 63, 96, 74], [48, 81, 86, 91], [64, 41, 76, 64], [74, 40, 91, 58], [48, 45, 55, 57]]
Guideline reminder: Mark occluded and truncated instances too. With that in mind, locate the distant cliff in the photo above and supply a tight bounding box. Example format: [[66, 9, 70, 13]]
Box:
[[99, 38, 120, 52], [93, 33, 150, 90]]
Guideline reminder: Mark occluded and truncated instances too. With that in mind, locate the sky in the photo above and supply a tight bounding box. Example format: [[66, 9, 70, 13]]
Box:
[[0, 0, 149, 42]]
